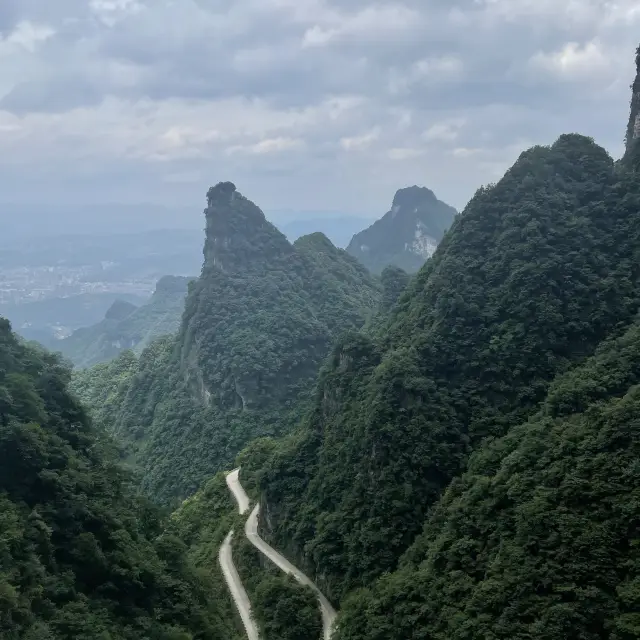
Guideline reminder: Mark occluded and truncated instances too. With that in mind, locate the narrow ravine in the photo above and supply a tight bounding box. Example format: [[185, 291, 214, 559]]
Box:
[[225, 468, 337, 640], [219, 470, 260, 640]]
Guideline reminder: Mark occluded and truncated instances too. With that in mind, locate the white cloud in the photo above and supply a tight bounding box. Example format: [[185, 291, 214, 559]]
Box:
[[246, 136, 304, 154], [423, 119, 466, 142], [388, 147, 424, 160], [529, 39, 611, 80], [2, 21, 55, 53], [476, 0, 640, 29], [0, 0, 637, 214], [90, 0, 144, 26], [302, 3, 420, 47], [340, 128, 380, 151], [388, 55, 463, 94], [451, 147, 482, 158]]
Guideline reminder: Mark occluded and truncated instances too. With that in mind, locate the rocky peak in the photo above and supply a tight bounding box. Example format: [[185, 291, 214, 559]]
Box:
[[392, 186, 437, 211], [202, 182, 293, 274], [625, 44, 640, 161], [346, 185, 457, 274], [293, 232, 335, 253]]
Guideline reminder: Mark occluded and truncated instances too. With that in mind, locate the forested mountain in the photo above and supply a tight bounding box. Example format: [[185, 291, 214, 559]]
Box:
[[52, 276, 192, 368], [332, 317, 640, 639], [73, 183, 381, 505], [346, 186, 457, 274], [236, 58, 640, 639], [0, 318, 242, 639]]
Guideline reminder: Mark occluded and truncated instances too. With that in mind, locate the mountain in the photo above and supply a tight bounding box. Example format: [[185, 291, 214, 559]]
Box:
[[0, 318, 241, 639], [346, 186, 457, 273], [53, 275, 192, 368], [72, 183, 381, 505], [235, 51, 640, 639], [278, 216, 376, 248], [334, 318, 640, 639]]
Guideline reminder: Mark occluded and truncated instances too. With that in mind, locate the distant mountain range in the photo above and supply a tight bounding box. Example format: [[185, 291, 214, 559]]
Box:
[[49, 275, 193, 368]]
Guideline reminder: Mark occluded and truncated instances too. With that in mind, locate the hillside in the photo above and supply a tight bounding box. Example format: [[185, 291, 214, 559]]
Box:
[[346, 186, 457, 274], [0, 318, 242, 639], [242, 127, 640, 618], [334, 317, 640, 639], [54, 275, 192, 368], [73, 183, 381, 505]]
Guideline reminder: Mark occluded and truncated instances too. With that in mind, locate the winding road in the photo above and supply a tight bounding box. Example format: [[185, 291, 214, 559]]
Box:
[[224, 467, 337, 640], [218, 470, 260, 640]]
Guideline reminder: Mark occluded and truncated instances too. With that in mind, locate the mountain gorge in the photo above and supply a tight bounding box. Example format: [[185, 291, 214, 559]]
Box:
[[346, 186, 457, 274], [73, 183, 381, 505]]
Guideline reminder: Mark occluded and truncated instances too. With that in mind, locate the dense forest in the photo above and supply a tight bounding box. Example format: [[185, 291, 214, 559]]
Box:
[[248, 132, 640, 602], [332, 318, 640, 639], [0, 318, 242, 639], [73, 184, 381, 505]]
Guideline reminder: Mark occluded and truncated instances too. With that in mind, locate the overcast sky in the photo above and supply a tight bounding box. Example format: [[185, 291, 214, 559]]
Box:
[[0, 0, 638, 217]]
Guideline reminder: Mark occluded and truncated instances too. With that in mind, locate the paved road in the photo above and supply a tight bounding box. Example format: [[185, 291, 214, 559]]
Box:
[[245, 498, 338, 639], [218, 529, 260, 640], [223, 467, 338, 639], [227, 468, 250, 515]]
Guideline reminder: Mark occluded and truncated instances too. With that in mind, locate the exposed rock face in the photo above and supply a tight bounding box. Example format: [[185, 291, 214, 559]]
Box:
[[346, 186, 457, 274], [202, 181, 293, 274], [625, 45, 640, 154]]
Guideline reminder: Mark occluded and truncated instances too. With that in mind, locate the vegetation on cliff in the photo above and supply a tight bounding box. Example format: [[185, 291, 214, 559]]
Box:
[[334, 318, 640, 639]]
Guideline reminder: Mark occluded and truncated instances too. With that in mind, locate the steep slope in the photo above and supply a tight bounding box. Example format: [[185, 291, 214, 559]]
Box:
[[334, 319, 640, 640], [54, 276, 191, 368], [249, 132, 640, 604], [346, 186, 456, 273], [75, 183, 381, 506], [294, 232, 381, 331], [624, 44, 640, 171], [0, 318, 241, 639]]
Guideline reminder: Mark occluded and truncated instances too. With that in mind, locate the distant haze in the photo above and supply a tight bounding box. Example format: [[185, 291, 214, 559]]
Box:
[[0, 202, 371, 242]]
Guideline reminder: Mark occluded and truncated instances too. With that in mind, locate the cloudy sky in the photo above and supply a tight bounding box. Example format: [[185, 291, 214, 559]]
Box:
[[0, 0, 638, 218]]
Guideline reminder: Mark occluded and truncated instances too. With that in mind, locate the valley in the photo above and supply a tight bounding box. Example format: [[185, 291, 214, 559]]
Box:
[[0, 18, 639, 640]]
